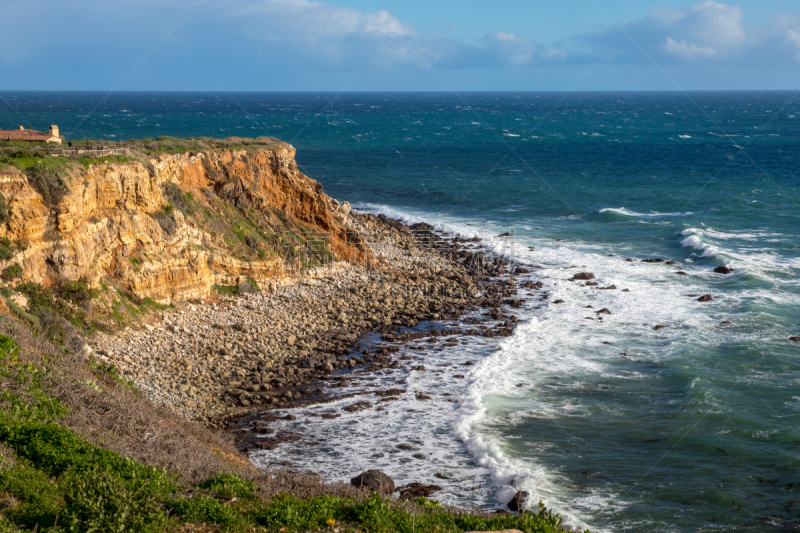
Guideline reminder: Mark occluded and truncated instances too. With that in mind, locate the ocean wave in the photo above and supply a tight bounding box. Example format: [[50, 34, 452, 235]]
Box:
[[680, 234, 719, 258], [599, 207, 694, 218]]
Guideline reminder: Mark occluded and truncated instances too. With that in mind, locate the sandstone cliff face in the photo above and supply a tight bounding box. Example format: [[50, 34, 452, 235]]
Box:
[[0, 145, 364, 304]]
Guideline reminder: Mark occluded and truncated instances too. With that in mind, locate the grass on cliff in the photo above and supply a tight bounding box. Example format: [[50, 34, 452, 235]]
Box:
[[0, 314, 577, 533]]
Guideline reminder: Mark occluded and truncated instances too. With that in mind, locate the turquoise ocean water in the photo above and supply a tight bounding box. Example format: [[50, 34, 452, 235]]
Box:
[[3, 92, 800, 531]]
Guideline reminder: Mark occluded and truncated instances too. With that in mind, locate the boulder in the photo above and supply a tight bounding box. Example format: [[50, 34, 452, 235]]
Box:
[[596, 308, 612, 315], [714, 266, 733, 274], [791, 337, 800, 343], [571, 272, 595, 281], [396, 483, 442, 499], [351, 470, 395, 494], [697, 294, 713, 302], [507, 490, 530, 512]]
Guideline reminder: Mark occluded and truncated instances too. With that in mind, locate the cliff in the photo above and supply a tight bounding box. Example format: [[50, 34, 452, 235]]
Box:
[[0, 141, 364, 307]]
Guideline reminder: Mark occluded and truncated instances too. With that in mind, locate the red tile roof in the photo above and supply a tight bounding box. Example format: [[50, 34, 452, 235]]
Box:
[[0, 128, 65, 142]]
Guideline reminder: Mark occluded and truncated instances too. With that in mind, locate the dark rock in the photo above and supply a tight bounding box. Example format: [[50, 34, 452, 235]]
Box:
[[434, 472, 451, 480], [507, 490, 530, 512], [596, 308, 612, 315], [676, 271, 688, 275], [351, 470, 395, 494], [697, 294, 713, 302], [571, 272, 595, 281], [654, 325, 666, 331], [714, 266, 733, 274], [642, 258, 664, 263], [552, 300, 565, 304], [497, 232, 512, 237], [514, 267, 531, 274], [397, 482, 442, 499], [791, 337, 800, 343], [238, 281, 255, 294]]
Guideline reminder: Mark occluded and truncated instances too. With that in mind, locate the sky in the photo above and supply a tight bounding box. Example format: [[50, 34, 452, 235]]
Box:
[[1, 0, 800, 91]]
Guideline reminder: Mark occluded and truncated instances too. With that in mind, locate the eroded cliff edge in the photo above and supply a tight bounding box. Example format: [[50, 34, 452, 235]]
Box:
[[0, 141, 365, 306]]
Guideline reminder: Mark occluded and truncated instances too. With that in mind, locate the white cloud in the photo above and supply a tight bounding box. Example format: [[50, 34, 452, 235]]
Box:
[[239, 0, 409, 39], [575, 0, 800, 66], [485, 31, 538, 66], [654, 1, 745, 59], [230, 0, 557, 70], [663, 37, 716, 59]]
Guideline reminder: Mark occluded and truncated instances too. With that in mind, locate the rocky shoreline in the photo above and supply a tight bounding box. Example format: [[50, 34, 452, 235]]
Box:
[[92, 211, 539, 434]]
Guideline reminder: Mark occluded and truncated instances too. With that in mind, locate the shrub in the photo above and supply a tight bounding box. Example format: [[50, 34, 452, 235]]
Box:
[[198, 473, 257, 499], [59, 278, 98, 304], [153, 208, 178, 235], [24, 164, 69, 207], [0, 245, 13, 261], [167, 494, 248, 530], [0, 192, 9, 224], [62, 467, 167, 533], [1, 263, 22, 281]]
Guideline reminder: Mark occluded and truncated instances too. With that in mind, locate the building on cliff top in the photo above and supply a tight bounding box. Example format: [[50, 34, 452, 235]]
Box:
[[0, 125, 64, 144]]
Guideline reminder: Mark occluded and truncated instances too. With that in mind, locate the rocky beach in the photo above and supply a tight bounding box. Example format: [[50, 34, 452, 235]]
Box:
[[90, 208, 538, 437]]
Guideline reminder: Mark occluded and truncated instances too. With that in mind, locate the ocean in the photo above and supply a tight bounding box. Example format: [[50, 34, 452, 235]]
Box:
[[3, 91, 799, 532]]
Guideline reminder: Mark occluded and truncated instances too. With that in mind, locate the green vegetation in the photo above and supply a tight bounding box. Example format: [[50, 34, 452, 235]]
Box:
[[0, 330, 574, 533], [213, 284, 239, 297], [1, 263, 22, 281], [0, 193, 9, 225]]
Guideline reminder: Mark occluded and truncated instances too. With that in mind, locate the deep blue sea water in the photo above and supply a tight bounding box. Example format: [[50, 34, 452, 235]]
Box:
[[3, 92, 800, 532]]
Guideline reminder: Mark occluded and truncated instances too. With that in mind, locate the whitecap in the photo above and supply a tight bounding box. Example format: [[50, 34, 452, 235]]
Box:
[[599, 207, 693, 218]]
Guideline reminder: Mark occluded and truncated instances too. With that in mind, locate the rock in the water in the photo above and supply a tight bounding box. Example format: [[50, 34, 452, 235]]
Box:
[[507, 490, 530, 512], [791, 337, 800, 343], [571, 272, 595, 281], [697, 294, 713, 302], [596, 308, 612, 315], [351, 470, 395, 494], [396, 482, 442, 499], [714, 266, 733, 274]]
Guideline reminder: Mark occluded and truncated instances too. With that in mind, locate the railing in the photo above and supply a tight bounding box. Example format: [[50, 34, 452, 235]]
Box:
[[55, 148, 126, 157]]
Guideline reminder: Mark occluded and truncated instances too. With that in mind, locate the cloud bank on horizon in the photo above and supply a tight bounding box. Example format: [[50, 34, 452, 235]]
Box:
[[1, 0, 799, 90]]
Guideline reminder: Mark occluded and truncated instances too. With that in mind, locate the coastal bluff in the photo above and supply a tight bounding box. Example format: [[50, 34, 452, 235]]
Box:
[[0, 139, 364, 304]]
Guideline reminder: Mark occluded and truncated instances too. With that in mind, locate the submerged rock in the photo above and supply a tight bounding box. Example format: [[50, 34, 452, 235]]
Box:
[[714, 266, 734, 274]]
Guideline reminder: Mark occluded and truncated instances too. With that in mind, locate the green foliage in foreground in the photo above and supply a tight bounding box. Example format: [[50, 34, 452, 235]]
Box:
[[0, 332, 573, 533]]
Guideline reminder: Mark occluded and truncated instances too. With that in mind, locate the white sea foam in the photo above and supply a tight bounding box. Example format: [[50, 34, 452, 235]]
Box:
[[251, 203, 793, 532], [600, 207, 694, 218]]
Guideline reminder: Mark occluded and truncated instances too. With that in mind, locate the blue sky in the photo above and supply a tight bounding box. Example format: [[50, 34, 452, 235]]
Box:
[[2, 0, 800, 91]]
